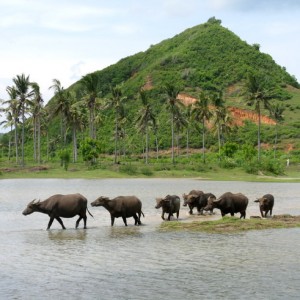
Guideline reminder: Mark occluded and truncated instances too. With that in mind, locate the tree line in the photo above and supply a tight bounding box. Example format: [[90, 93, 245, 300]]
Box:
[[0, 71, 286, 168]]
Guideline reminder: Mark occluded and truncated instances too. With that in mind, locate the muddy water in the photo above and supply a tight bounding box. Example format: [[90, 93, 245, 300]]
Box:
[[1, 179, 300, 299]]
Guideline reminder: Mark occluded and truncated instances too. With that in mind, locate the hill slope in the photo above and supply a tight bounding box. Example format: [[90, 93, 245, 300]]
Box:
[[48, 18, 300, 154]]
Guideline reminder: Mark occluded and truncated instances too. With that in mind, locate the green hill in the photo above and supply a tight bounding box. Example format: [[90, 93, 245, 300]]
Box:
[[2, 18, 300, 173], [55, 18, 299, 153]]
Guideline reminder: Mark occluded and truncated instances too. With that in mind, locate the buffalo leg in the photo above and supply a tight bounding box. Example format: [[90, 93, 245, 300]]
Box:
[[47, 217, 55, 230], [111, 215, 115, 226], [75, 216, 83, 228], [55, 217, 66, 229], [240, 211, 246, 219], [122, 216, 128, 226], [260, 208, 264, 218], [161, 212, 165, 220], [176, 210, 179, 219], [83, 216, 87, 229]]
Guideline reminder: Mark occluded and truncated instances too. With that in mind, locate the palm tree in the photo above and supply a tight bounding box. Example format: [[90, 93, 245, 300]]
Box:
[[244, 73, 275, 162], [270, 103, 284, 158], [183, 104, 193, 157], [106, 85, 127, 164], [135, 89, 156, 164], [65, 91, 85, 162], [192, 91, 212, 163], [162, 83, 182, 164], [13, 74, 34, 166], [49, 79, 69, 146], [30, 82, 44, 163], [80, 73, 101, 139], [2, 87, 20, 162], [210, 91, 226, 161]]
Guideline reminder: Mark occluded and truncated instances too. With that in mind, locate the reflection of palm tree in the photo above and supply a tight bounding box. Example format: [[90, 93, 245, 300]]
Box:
[[192, 91, 212, 163], [163, 83, 182, 164], [13, 73, 34, 166], [244, 73, 274, 162], [270, 103, 284, 158], [136, 89, 156, 164]]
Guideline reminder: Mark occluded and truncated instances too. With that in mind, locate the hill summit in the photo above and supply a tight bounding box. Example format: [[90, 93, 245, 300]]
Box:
[[73, 17, 298, 97]]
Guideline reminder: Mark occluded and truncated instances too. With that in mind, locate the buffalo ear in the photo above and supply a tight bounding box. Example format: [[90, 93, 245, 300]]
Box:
[[254, 199, 259, 203]]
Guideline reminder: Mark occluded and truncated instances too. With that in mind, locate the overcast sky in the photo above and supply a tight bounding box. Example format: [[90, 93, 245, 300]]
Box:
[[0, 0, 299, 130]]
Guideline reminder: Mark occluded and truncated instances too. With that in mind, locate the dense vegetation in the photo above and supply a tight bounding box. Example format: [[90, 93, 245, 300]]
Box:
[[1, 18, 299, 176]]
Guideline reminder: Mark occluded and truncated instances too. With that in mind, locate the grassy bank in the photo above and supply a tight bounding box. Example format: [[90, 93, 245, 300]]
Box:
[[159, 215, 300, 233], [0, 160, 299, 182]]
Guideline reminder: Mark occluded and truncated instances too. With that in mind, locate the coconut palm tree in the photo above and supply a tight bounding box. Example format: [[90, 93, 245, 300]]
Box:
[[210, 91, 226, 161], [65, 91, 85, 162], [183, 104, 193, 157], [49, 79, 69, 146], [270, 103, 285, 158], [13, 74, 34, 166], [135, 89, 156, 164], [2, 87, 20, 162], [80, 73, 101, 139], [244, 72, 275, 162], [192, 91, 212, 163], [162, 83, 183, 164], [30, 82, 44, 163], [106, 85, 127, 164]]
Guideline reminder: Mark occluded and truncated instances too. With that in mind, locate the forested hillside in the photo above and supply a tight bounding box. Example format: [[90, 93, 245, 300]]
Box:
[[1, 17, 299, 175]]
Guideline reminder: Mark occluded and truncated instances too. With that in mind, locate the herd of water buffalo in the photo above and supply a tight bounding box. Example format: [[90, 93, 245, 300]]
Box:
[[22, 189, 275, 230]]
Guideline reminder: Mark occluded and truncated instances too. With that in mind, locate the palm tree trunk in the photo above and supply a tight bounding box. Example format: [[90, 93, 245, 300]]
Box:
[[186, 127, 189, 158], [114, 118, 118, 164], [14, 121, 18, 164], [171, 113, 175, 164], [257, 105, 261, 162], [202, 118, 206, 163], [274, 123, 278, 159], [145, 127, 149, 164], [21, 105, 25, 167], [72, 125, 77, 163], [37, 115, 41, 164], [217, 123, 221, 162]]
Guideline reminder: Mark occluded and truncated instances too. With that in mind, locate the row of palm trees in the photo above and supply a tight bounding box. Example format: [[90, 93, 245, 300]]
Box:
[[0, 72, 284, 166]]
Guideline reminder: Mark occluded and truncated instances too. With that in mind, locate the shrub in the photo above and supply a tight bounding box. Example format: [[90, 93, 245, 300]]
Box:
[[58, 149, 71, 171], [119, 164, 138, 175], [140, 167, 154, 176]]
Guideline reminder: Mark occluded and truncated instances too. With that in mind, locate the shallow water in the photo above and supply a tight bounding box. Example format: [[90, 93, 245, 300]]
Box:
[[1, 179, 300, 299]]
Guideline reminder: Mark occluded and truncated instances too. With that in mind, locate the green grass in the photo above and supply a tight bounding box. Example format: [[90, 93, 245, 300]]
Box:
[[0, 160, 299, 182], [159, 215, 300, 233]]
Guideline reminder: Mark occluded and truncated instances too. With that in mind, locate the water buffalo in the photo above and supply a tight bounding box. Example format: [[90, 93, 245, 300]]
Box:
[[184, 192, 215, 215], [22, 193, 93, 230], [254, 194, 274, 218], [91, 196, 144, 226], [155, 195, 180, 220], [204, 192, 248, 219], [182, 190, 203, 214]]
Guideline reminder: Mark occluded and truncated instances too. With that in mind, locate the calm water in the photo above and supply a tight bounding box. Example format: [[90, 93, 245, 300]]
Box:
[[0, 178, 300, 299]]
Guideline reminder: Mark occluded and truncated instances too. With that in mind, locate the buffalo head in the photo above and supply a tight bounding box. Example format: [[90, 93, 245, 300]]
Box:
[[22, 199, 40, 215], [203, 195, 217, 211], [155, 197, 171, 209], [91, 196, 110, 207]]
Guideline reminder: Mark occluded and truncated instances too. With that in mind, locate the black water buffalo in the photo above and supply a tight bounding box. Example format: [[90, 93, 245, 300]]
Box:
[[254, 194, 274, 218], [91, 196, 144, 226], [184, 192, 215, 215], [204, 192, 248, 219], [22, 193, 93, 230], [182, 190, 203, 214], [155, 195, 180, 220]]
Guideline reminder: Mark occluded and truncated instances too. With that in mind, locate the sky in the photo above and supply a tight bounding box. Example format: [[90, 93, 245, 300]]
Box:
[[0, 0, 300, 131]]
